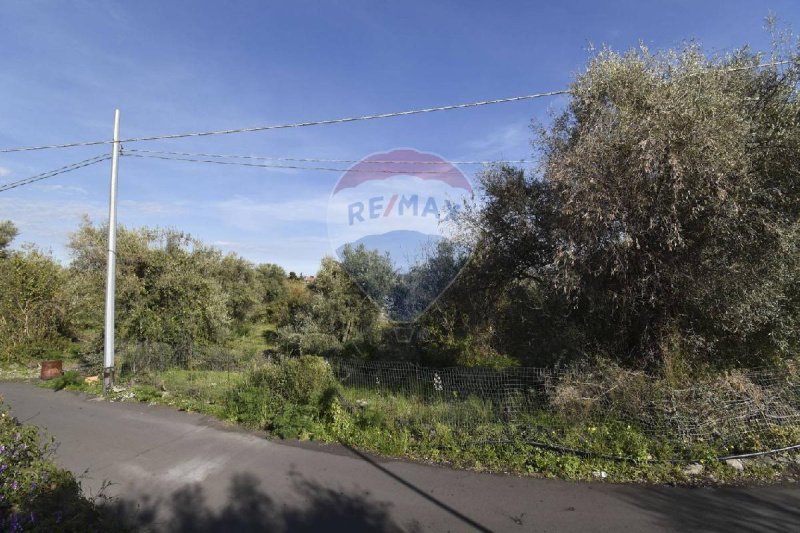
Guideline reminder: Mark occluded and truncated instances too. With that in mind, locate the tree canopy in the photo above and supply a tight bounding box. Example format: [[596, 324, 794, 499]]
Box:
[[461, 44, 800, 367], [2, 38, 798, 373]]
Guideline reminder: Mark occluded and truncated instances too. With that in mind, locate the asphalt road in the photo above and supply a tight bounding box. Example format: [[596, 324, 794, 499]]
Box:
[[1, 382, 799, 532]]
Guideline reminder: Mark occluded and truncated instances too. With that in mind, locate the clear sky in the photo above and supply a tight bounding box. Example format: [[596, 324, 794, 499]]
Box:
[[1, 0, 798, 274]]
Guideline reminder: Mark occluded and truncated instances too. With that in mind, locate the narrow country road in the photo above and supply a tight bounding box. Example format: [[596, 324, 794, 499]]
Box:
[[1, 382, 798, 532]]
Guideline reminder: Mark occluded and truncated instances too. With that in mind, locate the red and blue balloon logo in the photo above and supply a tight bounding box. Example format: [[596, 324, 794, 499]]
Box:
[[327, 148, 473, 321]]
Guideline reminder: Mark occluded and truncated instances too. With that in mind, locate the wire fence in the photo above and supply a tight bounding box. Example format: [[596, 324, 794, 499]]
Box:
[[328, 359, 800, 451], [102, 343, 800, 461]]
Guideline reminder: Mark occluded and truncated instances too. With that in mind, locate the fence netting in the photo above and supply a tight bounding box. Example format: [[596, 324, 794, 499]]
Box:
[[107, 343, 800, 461], [328, 360, 800, 452]]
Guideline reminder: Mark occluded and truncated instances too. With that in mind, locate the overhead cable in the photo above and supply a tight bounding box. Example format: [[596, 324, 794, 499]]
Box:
[[122, 152, 509, 174], [0, 154, 110, 193], [0, 89, 569, 153], [123, 148, 529, 165], [0, 59, 791, 154]]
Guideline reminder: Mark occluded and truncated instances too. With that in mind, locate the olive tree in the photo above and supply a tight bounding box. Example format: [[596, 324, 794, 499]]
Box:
[[0, 221, 18, 258], [68, 219, 231, 363], [465, 43, 800, 367], [0, 247, 71, 362]]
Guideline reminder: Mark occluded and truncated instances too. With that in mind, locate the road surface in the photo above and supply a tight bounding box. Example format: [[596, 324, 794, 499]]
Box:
[[1, 382, 798, 532]]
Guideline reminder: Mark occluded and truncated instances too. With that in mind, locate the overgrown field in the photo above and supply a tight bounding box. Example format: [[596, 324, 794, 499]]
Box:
[[38, 356, 800, 485]]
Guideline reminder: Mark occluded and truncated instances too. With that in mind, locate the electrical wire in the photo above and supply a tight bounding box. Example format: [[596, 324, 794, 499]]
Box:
[[115, 89, 570, 144], [123, 148, 528, 165], [0, 89, 569, 154], [0, 59, 790, 154], [0, 154, 110, 193], [0, 147, 523, 193], [122, 152, 510, 174]]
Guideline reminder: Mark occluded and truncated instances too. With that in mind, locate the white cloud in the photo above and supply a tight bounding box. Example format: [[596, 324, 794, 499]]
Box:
[[0, 197, 104, 237], [214, 236, 331, 274], [463, 122, 531, 159], [35, 183, 87, 194], [0, 194, 334, 272], [0, 167, 11, 178], [211, 240, 242, 248], [0, 197, 194, 259], [210, 195, 331, 230], [119, 200, 190, 216]]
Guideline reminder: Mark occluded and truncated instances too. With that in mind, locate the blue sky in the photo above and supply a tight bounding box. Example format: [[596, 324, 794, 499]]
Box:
[[1, 0, 798, 274]]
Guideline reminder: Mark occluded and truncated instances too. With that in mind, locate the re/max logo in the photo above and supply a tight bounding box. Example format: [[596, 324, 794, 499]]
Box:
[[347, 194, 459, 226]]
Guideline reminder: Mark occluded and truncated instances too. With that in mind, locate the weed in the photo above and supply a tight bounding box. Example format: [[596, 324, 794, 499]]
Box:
[[132, 384, 162, 403], [48, 371, 82, 392]]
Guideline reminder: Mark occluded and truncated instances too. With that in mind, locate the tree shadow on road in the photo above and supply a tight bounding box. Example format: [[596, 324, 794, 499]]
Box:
[[340, 443, 492, 532], [617, 484, 800, 533], [105, 470, 421, 532]]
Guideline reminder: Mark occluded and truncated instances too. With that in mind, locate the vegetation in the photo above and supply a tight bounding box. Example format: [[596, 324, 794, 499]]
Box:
[[0, 395, 121, 531], [0, 229, 73, 364], [451, 43, 800, 369], [2, 33, 800, 484], [42, 356, 797, 484]]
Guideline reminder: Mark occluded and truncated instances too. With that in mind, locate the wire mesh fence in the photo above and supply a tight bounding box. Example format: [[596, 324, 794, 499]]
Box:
[[103, 343, 800, 460], [328, 359, 800, 451]]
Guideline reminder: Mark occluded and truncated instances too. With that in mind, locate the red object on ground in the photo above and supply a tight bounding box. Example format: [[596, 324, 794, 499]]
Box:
[[40, 360, 63, 380]]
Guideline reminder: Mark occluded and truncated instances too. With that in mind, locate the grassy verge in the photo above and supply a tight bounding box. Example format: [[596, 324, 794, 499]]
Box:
[[39, 368, 243, 419], [0, 363, 39, 382], [329, 386, 800, 483], [27, 358, 800, 485]]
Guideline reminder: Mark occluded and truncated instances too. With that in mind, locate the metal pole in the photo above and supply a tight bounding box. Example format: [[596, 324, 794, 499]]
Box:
[[103, 109, 121, 393]]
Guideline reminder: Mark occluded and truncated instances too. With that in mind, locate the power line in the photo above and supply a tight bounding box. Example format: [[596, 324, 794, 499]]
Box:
[[0, 59, 791, 155], [0, 154, 110, 193], [0, 148, 519, 193], [117, 90, 570, 144], [123, 148, 529, 165], [0, 90, 569, 154], [123, 152, 504, 174]]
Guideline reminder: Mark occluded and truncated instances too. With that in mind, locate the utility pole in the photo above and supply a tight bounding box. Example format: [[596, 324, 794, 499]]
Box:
[[103, 109, 121, 393]]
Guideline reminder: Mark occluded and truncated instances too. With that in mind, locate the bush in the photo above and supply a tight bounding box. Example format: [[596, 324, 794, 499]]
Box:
[[0, 395, 120, 531], [249, 356, 336, 406], [275, 324, 344, 358], [225, 356, 338, 431], [0, 249, 73, 364], [6, 343, 69, 366], [48, 371, 82, 392], [457, 41, 800, 368]]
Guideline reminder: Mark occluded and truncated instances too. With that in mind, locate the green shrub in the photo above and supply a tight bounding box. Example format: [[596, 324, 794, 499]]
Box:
[[355, 405, 387, 430], [6, 342, 69, 366], [0, 395, 121, 531], [225, 356, 338, 431], [132, 384, 162, 403], [0, 248, 73, 365], [49, 371, 83, 392], [247, 355, 335, 405], [269, 404, 320, 439]]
